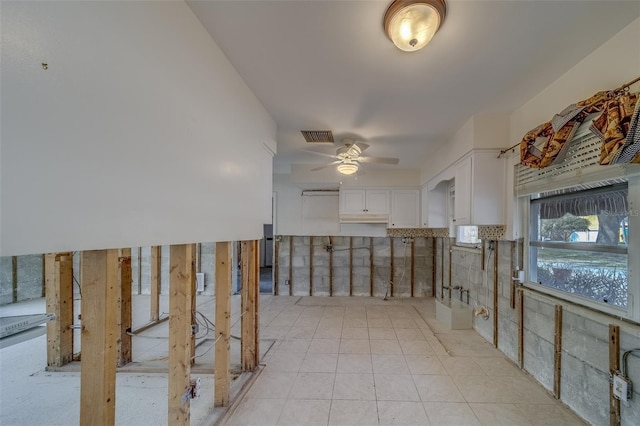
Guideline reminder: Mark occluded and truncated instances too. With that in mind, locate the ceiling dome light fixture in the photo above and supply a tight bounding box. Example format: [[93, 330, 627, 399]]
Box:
[[337, 161, 359, 175], [383, 0, 446, 52]]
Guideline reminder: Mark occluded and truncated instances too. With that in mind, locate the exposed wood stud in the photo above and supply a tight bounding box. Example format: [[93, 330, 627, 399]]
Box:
[[554, 305, 563, 399], [12, 256, 18, 303], [137, 247, 143, 295], [440, 238, 444, 299], [518, 289, 524, 369], [389, 237, 394, 298], [80, 250, 119, 426], [481, 243, 486, 271], [196, 243, 202, 273], [448, 240, 452, 299], [241, 241, 257, 371], [190, 244, 197, 366], [510, 241, 516, 309], [493, 240, 499, 348], [289, 236, 293, 296], [150, 246, 161, 321], [329, 236, 334, 297], [349, 237, 354, 296], [370, 238, 374, 296], [410, 240, 415, 297], [117, 252, 132, 367], [252, 240, 260, 365], [309, 236, 314, 296], [45, 253, 74, 367], [431, 238, 436, 297], [41, 254, 46, 298], [168, 244, 195, 425], [215, 242, 232, 407], [274, 238, 280, 295], [609, 325, 621, 426]]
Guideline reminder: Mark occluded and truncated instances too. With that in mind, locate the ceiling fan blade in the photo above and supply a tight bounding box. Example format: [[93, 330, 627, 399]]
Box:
[[302, 150, 339, 159], [353, 142, 369, 152], [359, 156, 399, 165], [310, 160, 342, 171]]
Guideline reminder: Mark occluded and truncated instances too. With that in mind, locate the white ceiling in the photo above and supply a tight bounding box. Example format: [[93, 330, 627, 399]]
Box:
[[187, 0, 640, 173]]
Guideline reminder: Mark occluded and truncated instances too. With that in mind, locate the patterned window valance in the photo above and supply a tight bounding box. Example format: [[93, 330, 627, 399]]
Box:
[[532, 185, 628, 219], [518, 77, 640, 169]]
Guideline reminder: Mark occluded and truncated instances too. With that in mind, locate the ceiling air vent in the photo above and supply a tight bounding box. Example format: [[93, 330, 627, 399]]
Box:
[[301, 130, 334, 143]]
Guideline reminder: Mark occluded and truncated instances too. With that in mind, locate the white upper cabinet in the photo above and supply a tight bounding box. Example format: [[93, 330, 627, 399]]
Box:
[[453, 151, 504, 225], [339, 189, 390, 222], [427, 150, 504, 227], [390, 189, 420, 228], [453, 156, 472, 224]]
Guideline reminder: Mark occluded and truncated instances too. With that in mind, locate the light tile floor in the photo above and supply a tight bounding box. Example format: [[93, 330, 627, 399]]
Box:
[[227, 296, 585, 426]]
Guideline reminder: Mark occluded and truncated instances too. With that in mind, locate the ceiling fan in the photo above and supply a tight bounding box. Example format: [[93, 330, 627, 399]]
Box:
[[304, 138, 400, 175]]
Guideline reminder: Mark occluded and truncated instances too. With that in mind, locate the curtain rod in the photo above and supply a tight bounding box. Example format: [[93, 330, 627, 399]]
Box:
[[497, 75, 640, 158]]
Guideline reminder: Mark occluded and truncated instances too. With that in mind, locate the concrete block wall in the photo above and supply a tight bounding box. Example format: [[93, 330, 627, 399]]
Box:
[[0, 255, 44, 305], [275, 236, 433, 298], [438, 236, 640, 425]]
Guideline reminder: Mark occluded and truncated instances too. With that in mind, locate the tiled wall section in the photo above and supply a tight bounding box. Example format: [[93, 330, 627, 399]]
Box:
[[275, 236, 434, 298], [437, 238, 640, 425]]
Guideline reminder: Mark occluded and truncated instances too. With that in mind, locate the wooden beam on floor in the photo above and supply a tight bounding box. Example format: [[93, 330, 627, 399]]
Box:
[[389, 237, 394, 298], [553, 305, 563, 399], [117, 249, 132, 367], [288, 236, 293, 296], [45, 252, 74, 368], [241, 241, 256, 371], [252, 239, 260, 366], [80, 249, 119, 426], [370, 238, 374, 296], [150, 245, 161, 321], [168, 244, 195, 425], [609, 324, 621, 426], [493, 241, 499, 348], [431, 238, 436, 297], [518, 288, 524, 369], [215, 241, 232, 407], [349, 237, 354, 296], [410, 240, 415, 297], [309, 236, 314, 296]]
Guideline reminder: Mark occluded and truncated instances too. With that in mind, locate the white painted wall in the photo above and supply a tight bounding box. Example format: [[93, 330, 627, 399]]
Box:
[[420, 116, 474, 184], [0, 1, 276, 255]]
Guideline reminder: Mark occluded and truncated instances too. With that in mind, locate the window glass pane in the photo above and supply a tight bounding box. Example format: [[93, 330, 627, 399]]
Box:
[[529, 185, 628, 309], [457, 226, 480, 244], [532, 247, 628, 308]]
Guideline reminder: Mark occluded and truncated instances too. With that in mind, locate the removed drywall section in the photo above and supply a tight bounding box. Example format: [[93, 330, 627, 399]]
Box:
[[0, 254, 44, 305], [276, 236, 433, 298]]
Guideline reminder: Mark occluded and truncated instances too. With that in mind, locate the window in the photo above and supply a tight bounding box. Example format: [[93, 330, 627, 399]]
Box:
[[529, 184, 630, 311], [457, 225, 481, 246]]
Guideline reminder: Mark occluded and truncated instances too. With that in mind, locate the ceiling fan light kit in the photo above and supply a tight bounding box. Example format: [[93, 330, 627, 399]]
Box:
[[384, 0, 446, 52], [337, 161, 359, 175]]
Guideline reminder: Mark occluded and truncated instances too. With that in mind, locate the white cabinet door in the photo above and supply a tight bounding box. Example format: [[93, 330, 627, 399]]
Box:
[[364, 190, 390, 214], [390, 190, 420, 228], [340, 189, 366, 214], [421, 184, 429, 227], [453, 156, 472, 225]]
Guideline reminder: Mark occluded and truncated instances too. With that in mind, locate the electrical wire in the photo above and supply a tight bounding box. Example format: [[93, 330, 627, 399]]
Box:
[[622, 348, 640, 377]]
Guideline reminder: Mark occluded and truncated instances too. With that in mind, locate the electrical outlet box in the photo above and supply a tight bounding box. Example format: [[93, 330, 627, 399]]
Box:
[[613, 374, 633, 406]]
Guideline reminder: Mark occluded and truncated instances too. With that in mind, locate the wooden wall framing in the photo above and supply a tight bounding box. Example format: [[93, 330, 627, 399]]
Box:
[[79, 249, 119, 426], [215, 242, 232, 407], [241, 240, 259, 371], [168, 244, 195, 425], [609, 324, 621, 426], [45, 252, 74, 368], [117, 249, 132, 367], [553, 305, 563, 399], [150, 245, 161, 321]]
